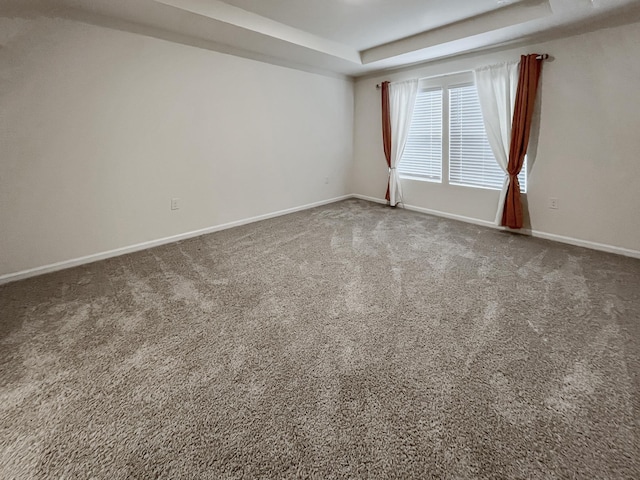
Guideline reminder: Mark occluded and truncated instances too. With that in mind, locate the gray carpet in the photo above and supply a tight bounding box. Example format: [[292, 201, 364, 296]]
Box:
[[1, 199, 639, 479]]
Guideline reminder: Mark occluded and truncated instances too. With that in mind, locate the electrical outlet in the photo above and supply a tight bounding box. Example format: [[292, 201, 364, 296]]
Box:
[[549, 197, 558, 210], [171, 198, 180, 210]]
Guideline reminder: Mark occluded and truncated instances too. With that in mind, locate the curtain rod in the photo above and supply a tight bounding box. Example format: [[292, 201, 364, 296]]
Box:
[[375, 54, 550, 89]]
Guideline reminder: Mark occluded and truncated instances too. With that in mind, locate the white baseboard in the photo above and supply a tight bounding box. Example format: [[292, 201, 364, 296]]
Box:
[[525, 230, 640, 259], [351, 193, 388, 206], [358, 198, 640, 260], [0, 195, 352, 285], [347, 195, 640, 258], [3, 193, 638, 285], [401, 203, 498, 230]]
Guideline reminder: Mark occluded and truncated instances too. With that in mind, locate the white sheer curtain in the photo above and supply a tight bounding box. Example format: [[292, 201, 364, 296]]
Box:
[[474, 61, 519, 224], [388, 79, 419, 207]]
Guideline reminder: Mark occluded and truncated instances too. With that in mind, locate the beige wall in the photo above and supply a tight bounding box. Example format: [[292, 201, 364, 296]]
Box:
[[352, 22, 640, 253], [2, 13, 639, 279], [0, 15, 354, 277]]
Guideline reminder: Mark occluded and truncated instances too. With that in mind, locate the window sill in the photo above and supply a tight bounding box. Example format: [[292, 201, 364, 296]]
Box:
[[399, 175, 442, 184]]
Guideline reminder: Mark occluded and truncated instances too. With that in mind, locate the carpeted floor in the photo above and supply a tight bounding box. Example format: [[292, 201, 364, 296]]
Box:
[[1, 199, 639, 479]]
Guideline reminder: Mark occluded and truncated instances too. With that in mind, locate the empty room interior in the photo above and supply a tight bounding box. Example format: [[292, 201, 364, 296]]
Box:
[[2, 0, 640, 478]]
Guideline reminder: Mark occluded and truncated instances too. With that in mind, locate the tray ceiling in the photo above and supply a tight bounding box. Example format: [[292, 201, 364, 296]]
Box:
[[3, 0, 640, 77]]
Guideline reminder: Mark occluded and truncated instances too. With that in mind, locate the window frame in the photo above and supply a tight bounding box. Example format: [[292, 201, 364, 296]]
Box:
[[398, 71, 527, 194], [397, 86, 444, 183]]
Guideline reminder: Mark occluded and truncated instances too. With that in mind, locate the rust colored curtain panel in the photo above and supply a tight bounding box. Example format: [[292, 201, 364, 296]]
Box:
[[502, 54, 543, 229], [381, 81, 392, 201]]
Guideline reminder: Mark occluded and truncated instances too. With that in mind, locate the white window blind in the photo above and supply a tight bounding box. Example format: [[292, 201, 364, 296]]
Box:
[[449, 84, 526, 192], [398, 88, 443, 181]]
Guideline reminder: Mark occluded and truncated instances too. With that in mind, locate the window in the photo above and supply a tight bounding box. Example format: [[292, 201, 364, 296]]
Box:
[[399, 73, 527, 192], [397, 88, 442, 182], [449, 84, 526, 191]]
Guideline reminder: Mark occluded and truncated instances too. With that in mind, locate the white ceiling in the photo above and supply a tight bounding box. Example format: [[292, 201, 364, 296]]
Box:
[[220, 0, 521, 51], [4, 0, 640, 77]]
